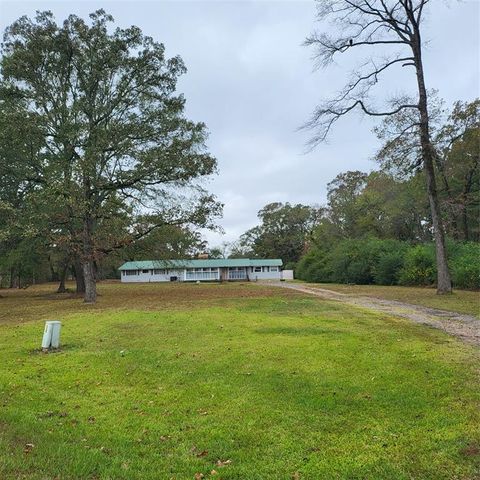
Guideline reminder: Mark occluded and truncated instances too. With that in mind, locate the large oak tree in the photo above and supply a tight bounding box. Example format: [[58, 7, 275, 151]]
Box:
[[0, 10, 221, 302]]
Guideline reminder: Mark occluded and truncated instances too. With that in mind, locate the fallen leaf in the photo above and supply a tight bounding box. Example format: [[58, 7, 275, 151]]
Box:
[[215, 459, 232, 467], [194, 473, 204, 480], [24, 443, 34, 454], [191, 445, 208, 457], [292, 472, 301, 480]]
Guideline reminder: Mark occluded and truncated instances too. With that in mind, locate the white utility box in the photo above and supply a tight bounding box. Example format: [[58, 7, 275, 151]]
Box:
[[42, 321, 62, 350]]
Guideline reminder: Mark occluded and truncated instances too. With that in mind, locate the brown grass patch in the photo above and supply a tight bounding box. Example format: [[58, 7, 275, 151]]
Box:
[[0, 280, 302, 325], [461, 443, 480, 457]]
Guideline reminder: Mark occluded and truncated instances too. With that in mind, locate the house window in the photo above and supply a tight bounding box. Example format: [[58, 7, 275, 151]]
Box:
[[254, 266, 262, 273], [270, 266, 278, 272], [153, 269, 166, 275], [142, 269, 150, 274], [125, 270, 138, 276]]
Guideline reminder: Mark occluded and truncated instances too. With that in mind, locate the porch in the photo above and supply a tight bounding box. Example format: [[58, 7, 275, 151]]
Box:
[[185, 268, 220, 281], [225, 267, 248, 281]]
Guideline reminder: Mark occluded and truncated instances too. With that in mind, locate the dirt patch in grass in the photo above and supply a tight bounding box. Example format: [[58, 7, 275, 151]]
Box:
[[461, 443, 480, 457]]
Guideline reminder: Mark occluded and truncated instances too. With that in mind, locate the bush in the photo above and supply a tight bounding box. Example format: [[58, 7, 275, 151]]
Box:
[[373, 251, 405, 285], [296, 249, 331, 283], [450, 242, 480, 289], [297, 238, 479, 289], [297, 238, 406, 285], [328, 239, 373, 284], [398, 244, 436, 286]]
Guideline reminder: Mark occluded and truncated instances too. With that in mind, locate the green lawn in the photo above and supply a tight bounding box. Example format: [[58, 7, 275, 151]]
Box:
[[0, 282, 479, 479], [300, 283, 480, 318]]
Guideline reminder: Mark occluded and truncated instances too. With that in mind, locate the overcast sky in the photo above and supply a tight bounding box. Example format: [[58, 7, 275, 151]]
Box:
[[1, 0, 479, 246]]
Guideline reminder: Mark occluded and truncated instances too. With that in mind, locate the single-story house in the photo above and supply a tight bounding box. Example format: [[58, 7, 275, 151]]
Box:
[[118, 258, 283, 282]]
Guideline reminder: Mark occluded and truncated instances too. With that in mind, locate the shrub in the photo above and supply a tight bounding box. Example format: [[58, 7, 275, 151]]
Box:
[[373, 251, 405, 285], [298, 238, 406, 285], [450, 242, 480, 289], [328, 240, 373, 284], [297, 238, 479, 289], [398, 244, 436, 286], [296, 249, 331, 283]]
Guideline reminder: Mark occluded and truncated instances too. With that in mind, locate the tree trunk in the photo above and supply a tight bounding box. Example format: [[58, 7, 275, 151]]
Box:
[[9, 267, 15, 288], [461, 202, 469, 241], [73, 259, 86, 294], [412, 30, 452, 294], [422, 153, 451, 293], [48, 256, 58, 282], [57, 262, 68, 293], [82, 214, 97, 303], [83, 259, 96, 303]]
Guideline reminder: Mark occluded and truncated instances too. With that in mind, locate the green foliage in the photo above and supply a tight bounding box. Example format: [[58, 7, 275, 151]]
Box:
[[450, 243, 480, 289], [293, 98, 480, 292], [297, 239, 479, 289], [373, 251, 405, 285], [327, 239, 373, 284], [296, 249, 330, 283], [297, 238, 407, 285], [398, 244, 437, 286], [238, 202, 322, 264], [375, 96, 480, 242]]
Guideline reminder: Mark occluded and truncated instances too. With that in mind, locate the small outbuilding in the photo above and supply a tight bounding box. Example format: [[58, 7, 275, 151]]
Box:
[[118, 258, 283, 283]]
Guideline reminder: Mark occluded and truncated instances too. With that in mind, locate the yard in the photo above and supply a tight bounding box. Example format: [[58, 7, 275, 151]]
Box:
[[0, 282, 479, 479]]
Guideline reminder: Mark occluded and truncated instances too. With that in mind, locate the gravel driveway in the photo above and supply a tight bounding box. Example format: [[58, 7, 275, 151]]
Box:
[[265, 282, 480, 346]]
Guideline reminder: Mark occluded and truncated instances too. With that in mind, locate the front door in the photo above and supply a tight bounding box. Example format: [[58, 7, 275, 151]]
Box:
[[220, 267, 229, 281]]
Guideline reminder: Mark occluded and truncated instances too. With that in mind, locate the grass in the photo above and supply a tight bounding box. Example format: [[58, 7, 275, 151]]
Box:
[[0, 281, 479, 479], [300, 283, 480, 318]]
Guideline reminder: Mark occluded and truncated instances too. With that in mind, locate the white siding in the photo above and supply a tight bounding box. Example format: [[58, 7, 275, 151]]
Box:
[[121, 269, 184, 283], [248, 266, 281, 281], [281, 269, 294, 280]]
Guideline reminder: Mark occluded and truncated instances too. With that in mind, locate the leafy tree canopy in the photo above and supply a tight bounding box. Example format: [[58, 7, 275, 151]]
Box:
[[0, 10, 222, 300]]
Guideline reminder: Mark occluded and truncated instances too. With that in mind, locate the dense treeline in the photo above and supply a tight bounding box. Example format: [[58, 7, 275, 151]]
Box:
[[296, 239, 480, 289], [236, 99, 479, 289], [0, 224, 208, 289]]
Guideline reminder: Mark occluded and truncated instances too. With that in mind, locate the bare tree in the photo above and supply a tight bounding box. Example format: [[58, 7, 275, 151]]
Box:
[[304, 0, 453, 293]]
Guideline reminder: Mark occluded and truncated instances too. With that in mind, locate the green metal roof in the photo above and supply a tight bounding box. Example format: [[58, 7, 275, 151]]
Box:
[[118, 258, 283, 270]]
